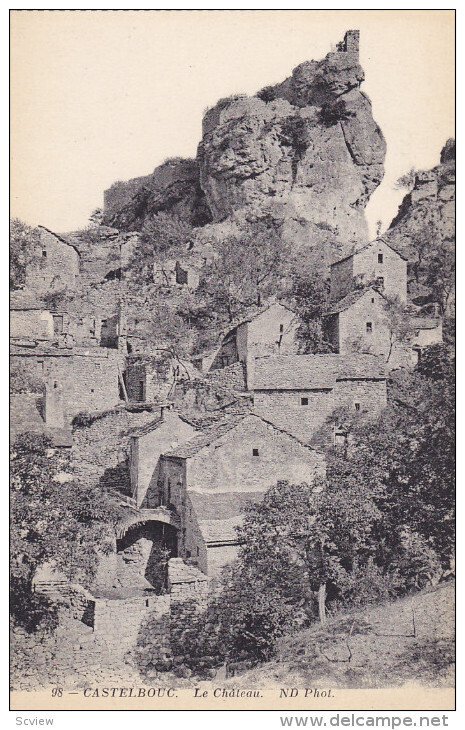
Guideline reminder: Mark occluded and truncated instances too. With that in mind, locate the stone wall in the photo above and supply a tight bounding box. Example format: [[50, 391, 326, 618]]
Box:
[[178, 416, 326, 495], [329, 256, 354, 303], [131, 412, 199, 508], [44, 349, 123, 426], [338, 289, 391, 356], [10, 308, 54, 341], [25, 228, 80, 294], [93, 594, 171, 660], [254, 389, 335, 444], [254, 378, 387, 445], [71, 404, 161, 493], [353, 242, 407, 304]]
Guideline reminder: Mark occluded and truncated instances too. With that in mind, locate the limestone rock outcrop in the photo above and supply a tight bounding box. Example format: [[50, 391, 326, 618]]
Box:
[[103, 158, 212, 230], [384, 139, 455, 313], [103, 31, 386, 267]]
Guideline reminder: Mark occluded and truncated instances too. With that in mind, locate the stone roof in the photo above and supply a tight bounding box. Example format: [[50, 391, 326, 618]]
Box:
[[331, 238, 408, 267], [162, 411, 320, 460], [163, 413, 247, 458], [324, 286, 384, 315], [198, 516, 243, 545], [38, 225, 82, 257], [410, 317, 442, 330], [128, 411, 199, 439], [253, 353, 386, 390], [222, 301, 296, 340]]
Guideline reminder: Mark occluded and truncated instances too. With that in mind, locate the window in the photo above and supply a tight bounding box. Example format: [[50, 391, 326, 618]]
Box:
[[52, 314, 64, 335], [301, 397, 309, 406], [175, 264, 188, 285], [366, 321, 373, 334], [220, 355, 230, 367], [90, 388, 94, 394], [371, 298, 375, 304], [252, 448, 259, 457], [376, 276, 384, 289], [42, 250, 47, 258], [378, 253, 383, 264], [354, 402, 361, 412], [196, 547, 200, 557], [279, 323, 284, 333]]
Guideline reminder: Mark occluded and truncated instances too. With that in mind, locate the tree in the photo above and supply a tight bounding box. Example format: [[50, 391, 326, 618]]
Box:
[[395, 168, 418, 191], [10, 218, 40, 290], [290, 270, 332, 353], [129, 212, 194, 282], [10, 433, 121, 630], [200, 219, 291, 323]]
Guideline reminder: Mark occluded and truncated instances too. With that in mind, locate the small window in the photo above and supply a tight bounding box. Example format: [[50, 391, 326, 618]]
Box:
[[196, 547, 200, 557], [366, 322, 373, 333], [376, 276, 384, 289], [279, 323, 284, 333], [42, 250, 47, 258], [301, 397, 309, 406], [378, 253, 383, 264], [371, 297, 375, 304], [52, 314, 64, 335], [53, 381, 58, 389], [90, 388, 94, 393], [252, 448, 259, 457], [354, 402, 361, 412]]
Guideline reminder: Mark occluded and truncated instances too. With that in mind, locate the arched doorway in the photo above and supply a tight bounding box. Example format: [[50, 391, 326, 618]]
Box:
[[115, 520, 178, 593]]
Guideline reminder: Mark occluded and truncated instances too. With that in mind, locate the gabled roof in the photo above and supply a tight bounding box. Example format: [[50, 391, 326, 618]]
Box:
[[324, 286, 385, 315], [331, 238, 408, 267], [410, 316, 442, 331], [222, 302, 296, 340], [38, 226, 81, 258], [162, 411, 320, 460], [128, 411, 199, 439], [253, 353, 386, 391], [163, 413, 247, 458]]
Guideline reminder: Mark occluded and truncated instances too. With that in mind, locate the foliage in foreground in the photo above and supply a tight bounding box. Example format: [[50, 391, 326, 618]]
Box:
[[10, 433, 121, 632]]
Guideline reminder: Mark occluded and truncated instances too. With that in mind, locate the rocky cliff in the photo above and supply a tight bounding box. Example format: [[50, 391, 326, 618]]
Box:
[[103, 31, 385, 267], [383, 139, 455, 314]]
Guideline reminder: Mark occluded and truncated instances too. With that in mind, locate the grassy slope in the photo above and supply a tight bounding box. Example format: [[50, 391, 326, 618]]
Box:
[[230, 581, 454, 689]]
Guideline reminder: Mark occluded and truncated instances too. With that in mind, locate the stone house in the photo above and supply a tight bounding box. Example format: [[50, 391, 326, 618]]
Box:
[[157, 412, 326, 576], [129, 409, 200, 508], [209, 302, 300, 387], [43, 348, 124, 427], [323, 287, 443, 367], [25, 226, 80, 294], [329, 239, 408, 304], [10, 293, 55, 342], [324, 287, 394, 359], [252, 353, 387, 445]]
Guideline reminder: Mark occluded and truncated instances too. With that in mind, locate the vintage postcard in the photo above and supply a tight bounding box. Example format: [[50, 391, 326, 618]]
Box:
[[9, 9, 455, 712]]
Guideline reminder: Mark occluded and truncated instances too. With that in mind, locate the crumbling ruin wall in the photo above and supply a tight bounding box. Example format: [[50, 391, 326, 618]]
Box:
[[71, 405, 160, 493]]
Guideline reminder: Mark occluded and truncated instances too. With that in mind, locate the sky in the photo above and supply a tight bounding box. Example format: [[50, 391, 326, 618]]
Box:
[[10, 10, 455, 238]]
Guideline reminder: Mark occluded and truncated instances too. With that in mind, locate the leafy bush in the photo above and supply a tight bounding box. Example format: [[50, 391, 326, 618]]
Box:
[[318, 99, 354, 127], [257, 85, 277, 103]]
